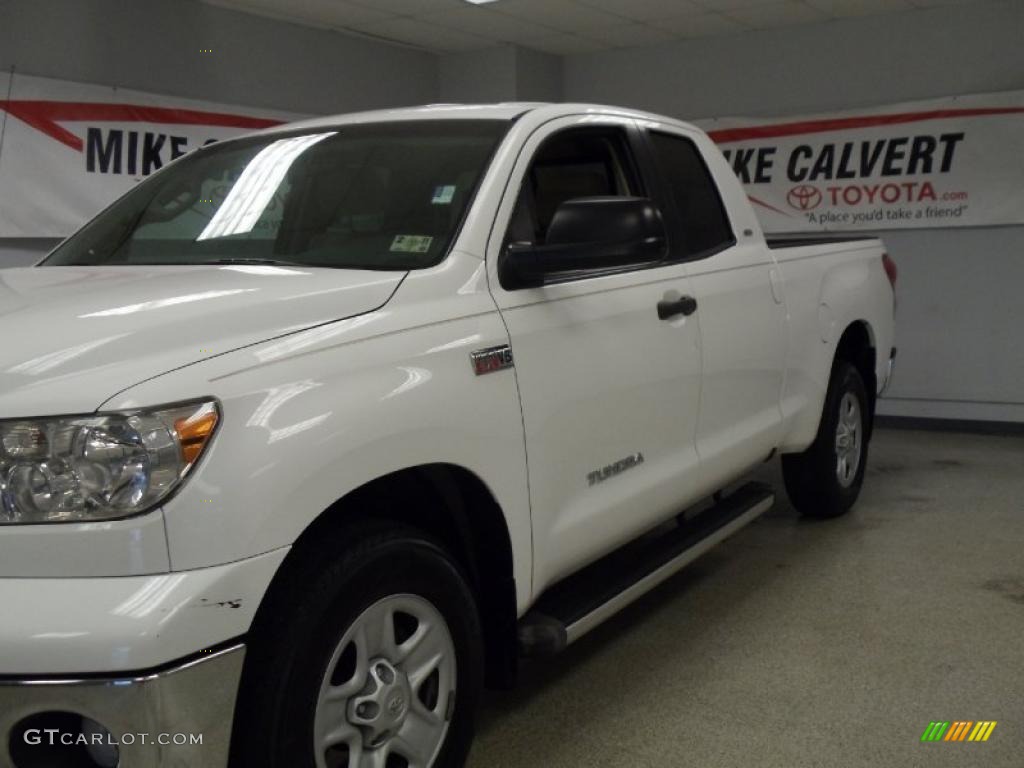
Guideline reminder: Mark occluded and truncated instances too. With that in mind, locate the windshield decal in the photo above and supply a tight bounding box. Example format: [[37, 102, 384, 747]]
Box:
[[431, 185, 456, 205], [390, 235, 433, 254]]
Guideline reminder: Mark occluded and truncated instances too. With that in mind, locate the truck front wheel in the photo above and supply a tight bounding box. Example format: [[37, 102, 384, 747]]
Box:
[[782, 360, 870, 519], [232, 524, 483, 768]]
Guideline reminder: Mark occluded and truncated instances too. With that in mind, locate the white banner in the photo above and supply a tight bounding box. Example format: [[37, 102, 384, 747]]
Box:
[[4, 78, 1023, 237], [0, 73, 307, 237], [695, 91, 1024, 232]]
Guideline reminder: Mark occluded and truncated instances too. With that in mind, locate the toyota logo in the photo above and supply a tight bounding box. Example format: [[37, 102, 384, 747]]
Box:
[[787, 184, 823, 211], [387, 694, 406, 715]]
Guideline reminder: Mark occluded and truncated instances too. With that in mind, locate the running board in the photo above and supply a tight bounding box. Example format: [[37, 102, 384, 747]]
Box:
[[518, 482, 775, 657]]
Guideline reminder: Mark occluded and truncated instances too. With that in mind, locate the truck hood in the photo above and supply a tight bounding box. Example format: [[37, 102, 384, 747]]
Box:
[[0, 265, 404, 417]]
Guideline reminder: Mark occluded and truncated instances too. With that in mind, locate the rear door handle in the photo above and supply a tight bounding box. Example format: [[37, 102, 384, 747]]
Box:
[[657, 295, 698, 320]]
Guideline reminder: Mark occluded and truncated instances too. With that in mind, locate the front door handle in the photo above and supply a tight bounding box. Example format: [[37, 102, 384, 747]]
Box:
[[657, 295, 698, 320]]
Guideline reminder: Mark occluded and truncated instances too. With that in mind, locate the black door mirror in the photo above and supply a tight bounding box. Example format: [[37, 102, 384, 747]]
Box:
[[500, 196, 667, 289]]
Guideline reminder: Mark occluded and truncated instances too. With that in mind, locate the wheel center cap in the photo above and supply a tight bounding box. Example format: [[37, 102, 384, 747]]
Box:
[[348, 658, 413, 746]]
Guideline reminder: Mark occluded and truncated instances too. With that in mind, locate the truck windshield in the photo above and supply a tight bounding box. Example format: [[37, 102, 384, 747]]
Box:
[[42, 119, 509, 270]]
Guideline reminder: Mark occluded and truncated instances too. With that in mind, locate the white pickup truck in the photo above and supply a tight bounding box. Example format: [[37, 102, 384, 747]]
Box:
[[0, 103, 895, 768]]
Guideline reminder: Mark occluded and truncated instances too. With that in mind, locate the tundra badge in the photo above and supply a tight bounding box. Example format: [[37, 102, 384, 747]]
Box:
[[470, 345, 514, 376], [588, 452, 645, 486]]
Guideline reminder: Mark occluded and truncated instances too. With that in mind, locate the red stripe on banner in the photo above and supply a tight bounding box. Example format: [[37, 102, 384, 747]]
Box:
[[708, 107, 1024, 144], [0, 100, 284, 151]]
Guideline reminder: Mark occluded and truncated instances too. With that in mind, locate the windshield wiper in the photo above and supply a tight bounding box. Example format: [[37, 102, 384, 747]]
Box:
[[206, 257, 312, 267]]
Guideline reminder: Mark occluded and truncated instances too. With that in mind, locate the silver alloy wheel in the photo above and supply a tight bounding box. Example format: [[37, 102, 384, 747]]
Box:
[[834, 392, 862, 488], [314, 594, 457, 768]]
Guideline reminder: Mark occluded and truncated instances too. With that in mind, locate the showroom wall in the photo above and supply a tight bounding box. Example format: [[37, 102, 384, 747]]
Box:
[[563, 1, 1024, 424], [439, 45, 562, 104], [0, 0, 436, 114], [440, 47, 519, 105]]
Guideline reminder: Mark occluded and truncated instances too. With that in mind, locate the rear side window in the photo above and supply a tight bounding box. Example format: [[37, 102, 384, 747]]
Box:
[[648, 131, 734, 259]]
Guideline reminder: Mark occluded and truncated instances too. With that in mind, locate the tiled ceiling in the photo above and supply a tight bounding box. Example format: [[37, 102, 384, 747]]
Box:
[[203, 0, 1002, 54]]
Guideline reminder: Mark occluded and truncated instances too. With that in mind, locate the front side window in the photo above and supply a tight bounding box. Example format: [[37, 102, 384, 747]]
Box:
[[44, 120, 509, 270], [647, 131, 734, 259], [506, 127, 642, 247]]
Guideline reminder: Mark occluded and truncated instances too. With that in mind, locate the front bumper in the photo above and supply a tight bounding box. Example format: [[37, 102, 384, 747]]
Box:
[[0, 548, 287, 675], [0, 548, 288, 766], [0, 643, 245, 768]]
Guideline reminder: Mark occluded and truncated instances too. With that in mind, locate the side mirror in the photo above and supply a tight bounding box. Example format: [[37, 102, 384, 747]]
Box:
[[499, 196, 667, 289]]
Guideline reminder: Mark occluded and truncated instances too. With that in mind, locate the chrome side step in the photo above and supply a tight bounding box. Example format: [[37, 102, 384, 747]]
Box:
[[518, 482, 775, 656]]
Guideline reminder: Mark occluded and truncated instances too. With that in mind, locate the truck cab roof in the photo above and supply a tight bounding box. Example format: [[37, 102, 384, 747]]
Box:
[[260, 102, 699, 136]]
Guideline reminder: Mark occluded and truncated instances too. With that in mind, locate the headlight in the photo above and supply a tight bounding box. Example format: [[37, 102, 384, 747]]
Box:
[[0, 400, 219, 524]]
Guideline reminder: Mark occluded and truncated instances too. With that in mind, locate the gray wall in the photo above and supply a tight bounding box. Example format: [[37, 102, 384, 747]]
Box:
[[563, 1, 1024, 118], [515, 48, 563, 103], [563, 1, 1024, 423], [0, 0, 436, 115], [439, 47, 518, 104], [438, 46, 562, 103]]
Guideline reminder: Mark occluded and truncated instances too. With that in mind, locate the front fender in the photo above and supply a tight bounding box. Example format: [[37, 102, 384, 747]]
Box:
[[105, 256, 532, 613]]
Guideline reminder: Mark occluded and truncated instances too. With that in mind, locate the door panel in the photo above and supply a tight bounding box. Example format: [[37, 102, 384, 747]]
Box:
[[686, 244, 787, 490], [499, 268, 702, 592], [643, 126, 787, 494], [486, 117, 703, 595]]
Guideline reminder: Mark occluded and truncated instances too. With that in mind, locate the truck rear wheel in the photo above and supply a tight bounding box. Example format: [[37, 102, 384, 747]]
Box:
[[232, 523, 483, 768], [782, 360, 869, 519]]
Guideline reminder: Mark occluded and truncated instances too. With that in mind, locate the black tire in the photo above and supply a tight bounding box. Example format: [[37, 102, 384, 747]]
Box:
[[231, 522, 483, 768], [782, 360, 870, 519]]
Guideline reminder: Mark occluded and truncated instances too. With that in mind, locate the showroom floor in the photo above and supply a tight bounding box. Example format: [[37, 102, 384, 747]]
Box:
[[469, 429, 1024, 768]]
